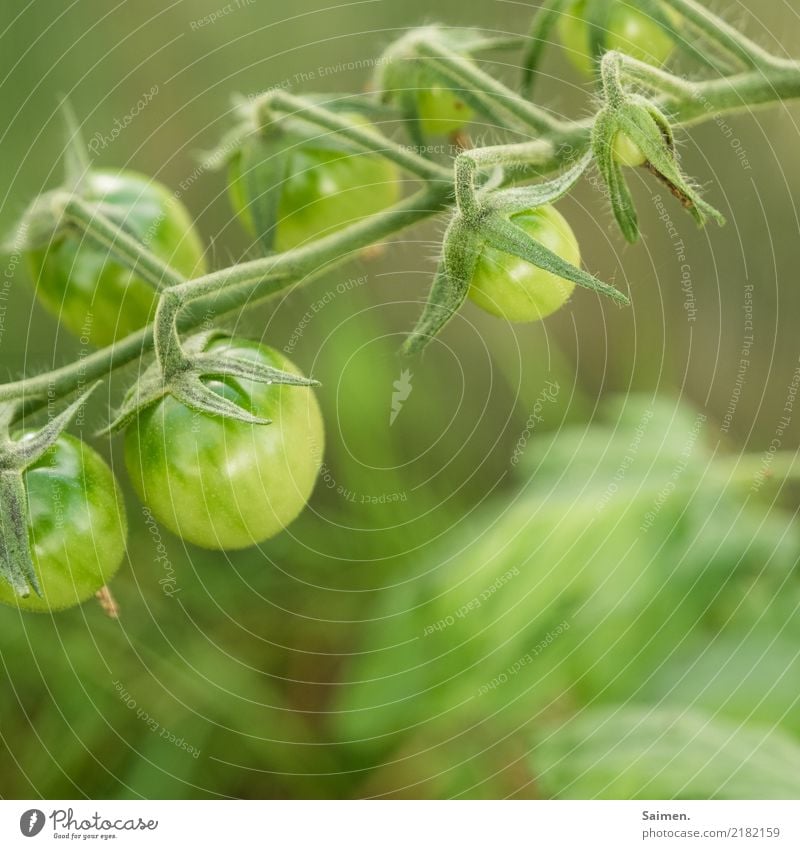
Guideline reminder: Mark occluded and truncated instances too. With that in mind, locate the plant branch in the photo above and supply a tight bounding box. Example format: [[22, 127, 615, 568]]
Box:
[[62, 195, 186, 291], [6, 16, 800, 420], [1, 184, 453, 417], [412, 39, 565, 134], [254, 91, 452, 182], [661, 0, 782, 71]]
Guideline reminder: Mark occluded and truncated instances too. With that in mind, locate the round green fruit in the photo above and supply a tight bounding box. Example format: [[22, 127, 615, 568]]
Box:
[[0, 434, 128, 613], [468, 205, 581, 323], [558, 0, 674, 76], [416, 86, 473, 135], [229, 117, 401, 252], [124, 337, 325, 550], [27, 170, 207, 347]]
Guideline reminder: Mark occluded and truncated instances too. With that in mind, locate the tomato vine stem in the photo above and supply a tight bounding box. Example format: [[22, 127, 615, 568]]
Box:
[[5, 0, 800, 423]]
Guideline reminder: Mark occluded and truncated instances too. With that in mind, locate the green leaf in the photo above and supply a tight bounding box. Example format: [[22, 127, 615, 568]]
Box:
[[533, 706, 800, 799]]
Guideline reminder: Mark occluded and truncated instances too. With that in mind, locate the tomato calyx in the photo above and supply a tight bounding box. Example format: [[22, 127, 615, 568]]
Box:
[[0, 383, 99, 599], [592, 57, 726, 243], [403, 151, 627, 352], [103, 330, 320, 435]]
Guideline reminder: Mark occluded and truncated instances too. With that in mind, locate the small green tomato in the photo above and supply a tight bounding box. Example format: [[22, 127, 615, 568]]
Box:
[[416, 86, 474, 136], [0, 435, 128, 613], [229, 115, 400, 252], [27, 170, 207, 347], [613, 131, 647, 167], [468, 205, 581, 323], [558, 0, 674, 76], [124, 337, 324, 550]]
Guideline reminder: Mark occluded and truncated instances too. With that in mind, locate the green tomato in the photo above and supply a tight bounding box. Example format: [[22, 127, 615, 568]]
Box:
[[558, 0, 674, 76], [416, 86, 473, 136], [468, 205, 580, 323], [27, 170, 207, 347], [613, 131, 647, 167], [229, 117, 401, 252], [125, 337, 325, 550], [0, 435, 128, 613]]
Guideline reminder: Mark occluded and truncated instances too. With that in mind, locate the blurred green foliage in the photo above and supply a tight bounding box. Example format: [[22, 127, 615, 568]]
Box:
[[2, 0, 800, 800]]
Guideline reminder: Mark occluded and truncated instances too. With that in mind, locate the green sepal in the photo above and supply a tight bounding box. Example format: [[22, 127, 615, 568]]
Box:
[[486, 152, 592, 215], [480, 212, 630, 305], [0, 384, 99, 472], [593, 94, 725, 242], [405, 152, 622, 352], [402, 216, 482, 355], [59, 98, 91, 191], [619, 96, 725, 229], [6, 100, 96, 254], [237, 133, 289, 254], [592, 108, 640, 243], [585, 0, 614, 73], [0, 470, 40, 599], [6, 191, 66, 254], [520, 0, 569, 97], [102, 331, 319, 435], [0, 382, 99, 599]]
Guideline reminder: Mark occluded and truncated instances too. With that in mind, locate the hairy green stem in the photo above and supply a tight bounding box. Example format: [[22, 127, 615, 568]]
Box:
[[6, 29, 800, 420], [413, 39, 564, 134], [611, 54, 692, 100], [63, 196, 186, 291], [453, 140, 556, 220], [664, 67, 800, 125], [661, 0, 779, 70], [520, 0, 568, 98], [254, 91, 452, 182], [2, 184, 453, 416]]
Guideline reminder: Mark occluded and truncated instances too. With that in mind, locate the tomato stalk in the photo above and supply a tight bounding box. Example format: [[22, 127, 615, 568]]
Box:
[[61, 195, 186, 291], [5, 16, 800, 421], [411, 37, 565, 134], [253, 91, 452, 182], [661, 0, 782, 71]]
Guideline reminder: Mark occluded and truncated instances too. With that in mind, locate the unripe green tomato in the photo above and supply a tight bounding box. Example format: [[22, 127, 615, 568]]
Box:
[[26, 170, 206, 348], [468, 205, 580, 323], [613, 131, 647, 167], [229, 117, 401, 252], [416, 86, 473, 136], [558, 0, 674, 76], [0, 435, 128, 613], [124, 338, 324, 550]]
